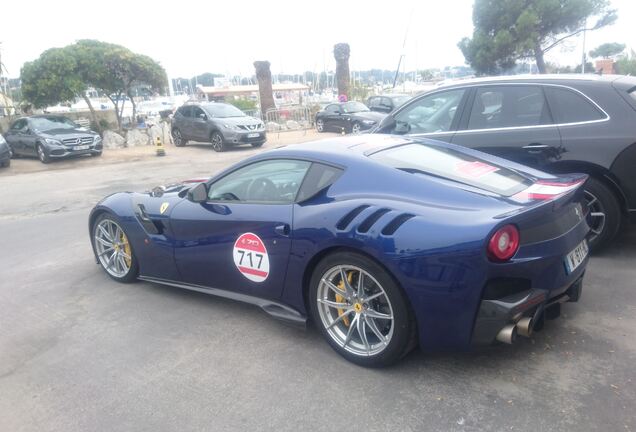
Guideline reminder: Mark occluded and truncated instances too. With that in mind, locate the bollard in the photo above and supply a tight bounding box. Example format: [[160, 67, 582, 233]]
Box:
[[155, 135, 166, 157]]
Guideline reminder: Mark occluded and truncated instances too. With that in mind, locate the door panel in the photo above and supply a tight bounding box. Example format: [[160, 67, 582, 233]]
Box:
[[190, 107, 209, 141], [452, 85, 562, 169], [170, 201, 293, 300]]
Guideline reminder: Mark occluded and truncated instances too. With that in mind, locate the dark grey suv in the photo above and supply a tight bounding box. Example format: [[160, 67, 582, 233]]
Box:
[[171, 102, 266, 152], [373, 74, 636, 250]]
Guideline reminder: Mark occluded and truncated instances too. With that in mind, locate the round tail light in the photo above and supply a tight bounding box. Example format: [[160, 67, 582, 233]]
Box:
[[487, 224, 520, 262]]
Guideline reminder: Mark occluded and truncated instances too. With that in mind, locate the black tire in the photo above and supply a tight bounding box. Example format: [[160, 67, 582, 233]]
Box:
[[251, 141, 265, 148], [351, 122, 362, 135], [1, 159, 10, 168], [585, 177, 621, 251], [316, 118, 325, 133], [210, 131, 226, 152], [91, 151, 102, 157], [91, 213, 139, 283], [172, 128, 187, 147], [37, 144, 50, 164], [309, 251, 416, 367]]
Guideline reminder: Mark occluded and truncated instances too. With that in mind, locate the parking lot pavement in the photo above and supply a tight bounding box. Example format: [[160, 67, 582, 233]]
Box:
[[1, 139, 635, 432]]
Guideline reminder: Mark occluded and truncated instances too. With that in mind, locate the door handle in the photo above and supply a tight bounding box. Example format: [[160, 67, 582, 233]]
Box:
[[275, 224, 290, 236], [522, 144, 550, 154]]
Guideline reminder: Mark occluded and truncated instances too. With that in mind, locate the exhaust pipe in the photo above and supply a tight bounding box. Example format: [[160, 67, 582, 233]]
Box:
[[517, 317, 533, 337], [496, 324, 517, 344]]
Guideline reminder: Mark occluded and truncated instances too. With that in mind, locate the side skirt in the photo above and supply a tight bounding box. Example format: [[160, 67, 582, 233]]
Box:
[[138, 275, 307, 328]]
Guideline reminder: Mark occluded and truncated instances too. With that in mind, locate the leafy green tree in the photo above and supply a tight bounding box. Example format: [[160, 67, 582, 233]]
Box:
[[589, 42, 625, 58], [459, 0, 617, 74], [616, 50, 636, 76]]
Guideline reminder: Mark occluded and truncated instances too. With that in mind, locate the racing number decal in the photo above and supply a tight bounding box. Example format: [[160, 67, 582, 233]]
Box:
[[233, 233, 270, 283]]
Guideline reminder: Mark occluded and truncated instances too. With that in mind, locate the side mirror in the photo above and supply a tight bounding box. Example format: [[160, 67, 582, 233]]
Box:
[[394, 121, 411, 135], [376, 115, 396, 133], [199, 113, 207, 120], [187, 182, 208, 203]]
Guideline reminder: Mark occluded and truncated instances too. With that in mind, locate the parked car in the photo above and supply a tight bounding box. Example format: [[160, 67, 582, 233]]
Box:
[[372, 74, 636, 250], [315, 101, 386, 134], [0, 134, 11, 168], [367, 94, 411, 113], [171, 102, 266, 152], [4, 115, 102, 163], [88, 134, 589, 367]]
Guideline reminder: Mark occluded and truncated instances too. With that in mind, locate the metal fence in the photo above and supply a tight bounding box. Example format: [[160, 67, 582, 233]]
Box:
[[263, 106, 313, 137]]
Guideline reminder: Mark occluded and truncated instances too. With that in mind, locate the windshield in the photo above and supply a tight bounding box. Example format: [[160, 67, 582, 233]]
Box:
[[30, 116, 78, 132], [369, 143, 532, 196], [342, 102, 369, 113], [203, 104, 246, 118]]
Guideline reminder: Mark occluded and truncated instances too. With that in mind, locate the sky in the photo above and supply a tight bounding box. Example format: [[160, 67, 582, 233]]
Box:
[[1, 0, 635, 80]]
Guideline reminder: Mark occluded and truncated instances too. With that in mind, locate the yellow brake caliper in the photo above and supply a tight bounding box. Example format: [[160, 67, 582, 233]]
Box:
[[120, 231, 132, 267], [335, 271, 354, 327]]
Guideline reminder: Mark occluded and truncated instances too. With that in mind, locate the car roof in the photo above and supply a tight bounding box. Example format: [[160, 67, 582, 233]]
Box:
[[437, 73, 624, 89]]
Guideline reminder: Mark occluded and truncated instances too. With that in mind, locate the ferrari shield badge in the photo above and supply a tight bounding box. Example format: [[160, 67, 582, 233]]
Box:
[[160, 202, 170, 214], [233, 233, 270, 283]]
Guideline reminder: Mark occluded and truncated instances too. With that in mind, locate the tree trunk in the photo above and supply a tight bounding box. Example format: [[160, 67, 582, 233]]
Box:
[[333, 43, 351, 100], [106, 95, 122, 130], [253, 61, 276, 115], [128, 90, 137, 127], [81, 93, 98, 126], [535, 46, 547, 74]]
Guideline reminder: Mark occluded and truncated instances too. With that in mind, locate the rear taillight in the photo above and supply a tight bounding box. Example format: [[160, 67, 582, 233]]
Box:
[[487, 224, 520, 262]]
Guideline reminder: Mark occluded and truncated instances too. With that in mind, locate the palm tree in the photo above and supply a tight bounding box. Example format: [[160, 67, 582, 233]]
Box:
[[333, 43, 350, 99], [254, 61, 276, 115]]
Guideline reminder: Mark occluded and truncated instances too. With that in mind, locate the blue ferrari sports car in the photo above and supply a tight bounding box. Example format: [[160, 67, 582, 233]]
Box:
[[89, 135, 590, 366]]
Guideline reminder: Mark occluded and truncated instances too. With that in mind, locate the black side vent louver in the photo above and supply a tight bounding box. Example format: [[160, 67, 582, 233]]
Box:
[[358, 208, 391, 233], [336, 205, 371, 230], [381, 214, 415, 236]]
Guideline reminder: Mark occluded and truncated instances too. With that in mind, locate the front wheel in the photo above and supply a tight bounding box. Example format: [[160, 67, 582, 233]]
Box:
[[316, 119, 325, 133], [210, 132, 226, 152], [351, 122, 362, 134], [251, 141, 264, 148], [37, 144, 50, 164], [309, 252, 415, 367], [585, 177, 621, 251], [172, 129, 187, 147], [92, 214, 139, 283]]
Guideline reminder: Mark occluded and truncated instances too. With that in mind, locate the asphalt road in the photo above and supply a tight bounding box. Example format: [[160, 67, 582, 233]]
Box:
[[1, 142, 635, 432]]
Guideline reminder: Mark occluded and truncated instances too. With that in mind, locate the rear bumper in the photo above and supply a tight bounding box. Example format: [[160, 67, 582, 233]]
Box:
[[471, 275, 583, 345]]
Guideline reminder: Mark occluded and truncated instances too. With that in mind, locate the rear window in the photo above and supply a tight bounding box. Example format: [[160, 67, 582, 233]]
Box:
[[545, 87, 606, 124], [369, 143, 532, 196]]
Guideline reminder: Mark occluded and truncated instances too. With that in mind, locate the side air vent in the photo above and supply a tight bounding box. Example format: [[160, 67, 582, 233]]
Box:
[[381, 214, 415, 236], [336, 205, 370, 230], [358, 208, 391, 233]]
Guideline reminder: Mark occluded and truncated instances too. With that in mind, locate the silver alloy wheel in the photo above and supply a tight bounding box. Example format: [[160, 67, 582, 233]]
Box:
[[94, 219, 132, 278], [585, 190, 606, 241], [37, 145, 46, 162], [351, 122, 361, 134], [211, 133, 223, 151], [316, 265, 394, 357], [173, 129, 182, 145], [316, 119, 324, 132]]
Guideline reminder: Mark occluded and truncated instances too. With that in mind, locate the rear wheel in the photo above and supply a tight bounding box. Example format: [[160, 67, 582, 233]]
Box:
[[351, 122, 362, 134], [37, 144, 50, 164], [172, 129, 187, 147], [584, 177, 621, 251], [316, 119, 325, 133], [210, 131, 226, 152], [309, 251, 415, 367], [1, 159, 9, 168], [92, 214, 139, 283]]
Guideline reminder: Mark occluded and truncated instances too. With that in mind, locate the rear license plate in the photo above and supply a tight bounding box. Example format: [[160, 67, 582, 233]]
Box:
[[75, 145, 90, 150], [247, 133, 259, 138], [564, 240, 588, 274]]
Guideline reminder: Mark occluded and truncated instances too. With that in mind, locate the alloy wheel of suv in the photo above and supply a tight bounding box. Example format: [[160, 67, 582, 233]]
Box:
[[584, 178, 621, 251], [37, 144, 50, 164], [210, 132, 225, 152], [172, 129, 186, 147]]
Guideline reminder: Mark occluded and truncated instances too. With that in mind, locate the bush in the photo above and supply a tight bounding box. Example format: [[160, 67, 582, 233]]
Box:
[[228, 98, 257, 111]]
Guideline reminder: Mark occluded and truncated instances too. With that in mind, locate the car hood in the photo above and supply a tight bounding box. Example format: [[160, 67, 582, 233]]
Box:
[[350, 111, 387, 123], [38, 128, 98, 139]]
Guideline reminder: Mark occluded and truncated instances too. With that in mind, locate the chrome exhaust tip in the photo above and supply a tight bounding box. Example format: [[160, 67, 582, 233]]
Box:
[[496, 324, 517, 344], [517, 317, 533, 338]]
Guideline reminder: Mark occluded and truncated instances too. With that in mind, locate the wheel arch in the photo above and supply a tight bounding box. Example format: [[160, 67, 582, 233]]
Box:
[[547, 160, 628, 213]]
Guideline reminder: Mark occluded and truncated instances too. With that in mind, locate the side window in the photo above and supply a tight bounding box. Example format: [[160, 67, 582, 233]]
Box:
[[207, 159, 312, 204], [11, 119, 27, 131], [382, 97, 393, 109], [467, 85, 549, 130], [192, 107, 205, 119], [181, 106, 193, 118], [394, 89, 465, 134], [296, 163, 343, 202], [545, 87, 606, 124], [367, 97, 380, 109], [325, 104, 340, 114]]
